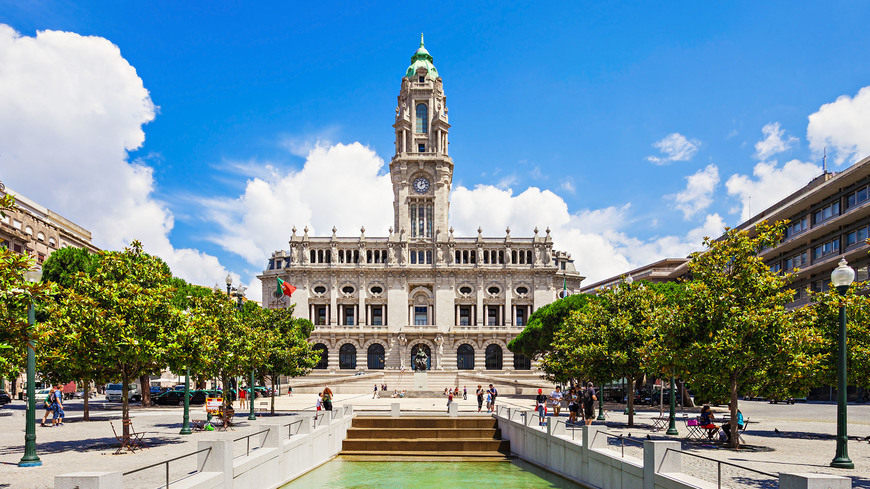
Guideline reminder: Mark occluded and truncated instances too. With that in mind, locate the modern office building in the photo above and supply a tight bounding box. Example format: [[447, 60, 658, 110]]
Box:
[[258, 39, 583, 390]]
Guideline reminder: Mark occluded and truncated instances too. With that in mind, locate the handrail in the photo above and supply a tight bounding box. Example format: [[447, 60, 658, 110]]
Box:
[[233, 428, 270, 458], [662, 448, 777, 489], [123, 447, 212, 488], [598, 430, 644, 458], [283, 418, 305, 437]]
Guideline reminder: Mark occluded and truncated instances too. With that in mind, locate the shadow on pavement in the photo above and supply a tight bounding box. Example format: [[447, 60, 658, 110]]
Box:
[[0, 435, 185, 456]]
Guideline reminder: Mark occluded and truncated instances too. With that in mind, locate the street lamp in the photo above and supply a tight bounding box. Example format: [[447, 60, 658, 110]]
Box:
[[621, 274, 634, 416], [233, 285, 256, 421], [19, 264, 42, 467], [830, 258, 854, 469], [666, 376, 678, 435]]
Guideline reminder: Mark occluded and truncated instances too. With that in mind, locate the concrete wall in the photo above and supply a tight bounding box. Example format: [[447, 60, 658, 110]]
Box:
[[55, 405, 354, 489], [494, 406, 851, 489]]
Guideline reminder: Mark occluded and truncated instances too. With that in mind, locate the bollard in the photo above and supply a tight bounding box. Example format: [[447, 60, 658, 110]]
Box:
[[780, 473, 851, 489], [391, 402, 401, 417], [448, 402, 458, 417], [643, 440, 681, 489], [198, 439, 233, 488]]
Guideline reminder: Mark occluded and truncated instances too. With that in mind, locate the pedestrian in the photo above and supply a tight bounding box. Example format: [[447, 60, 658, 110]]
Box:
[[373, 384, 379, 399], [535, 388, 548, 426], [315, 392, 322, 420], [288, 386, 293, 396], [567, 388, 579, 425], [485, 389, 492, 413], [550, 386, 563, 418], [583, 382, 597, 425], [476, 385, 484, 412], [52, 385, 65, 426], [447, 390, 453, 412], [322, 387, 333, 411], [488, 384, 498, 413], [239, 386, 247, 409], [41, 385, 56, 427], [463, 386, 467, 400]]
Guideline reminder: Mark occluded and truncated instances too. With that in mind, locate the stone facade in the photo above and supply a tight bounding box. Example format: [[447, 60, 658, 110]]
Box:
[[258, 40, 583, 379]]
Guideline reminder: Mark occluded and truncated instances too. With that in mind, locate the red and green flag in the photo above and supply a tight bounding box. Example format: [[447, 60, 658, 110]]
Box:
[[277, 277, 296, 297]]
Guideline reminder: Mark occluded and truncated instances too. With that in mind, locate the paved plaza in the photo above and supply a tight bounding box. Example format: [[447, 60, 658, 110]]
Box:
[[0, 394, 868, 488]]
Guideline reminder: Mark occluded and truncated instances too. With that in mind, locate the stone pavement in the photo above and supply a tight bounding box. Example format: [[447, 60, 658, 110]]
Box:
[[0, 394, 868, 488]]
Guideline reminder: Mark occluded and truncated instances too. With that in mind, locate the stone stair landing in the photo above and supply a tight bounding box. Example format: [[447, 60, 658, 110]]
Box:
[[340, 416, 510, 460]]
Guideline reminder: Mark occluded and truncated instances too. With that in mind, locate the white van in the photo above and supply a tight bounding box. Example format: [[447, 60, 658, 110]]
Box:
[[105, 383, 141, 403]]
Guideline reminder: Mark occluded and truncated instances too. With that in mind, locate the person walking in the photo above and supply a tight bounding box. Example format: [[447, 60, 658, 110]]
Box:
[[567, 387, 579, 425], [52, 385, 65, 426], [582, 382, 597, 425], [535, 389, 548, 426], [550, 386, 563, 418], [476, 385, 484, 413], [373, 384, 379, 399], [446, 390, 454, 413], [41, 385, 56, 427], [487, 384, 498, 413], [315, 392, 322, 420], [463, 386, 467, 400], [322, 387, 333, 411], [239, 386, 247, 409]]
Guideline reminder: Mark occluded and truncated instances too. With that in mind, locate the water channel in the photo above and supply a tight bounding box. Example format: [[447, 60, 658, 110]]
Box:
[[281, 458, 585, 488]]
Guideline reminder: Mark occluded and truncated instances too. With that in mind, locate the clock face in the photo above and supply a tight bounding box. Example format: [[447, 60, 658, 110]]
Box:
[[413, 177, 430, 194]]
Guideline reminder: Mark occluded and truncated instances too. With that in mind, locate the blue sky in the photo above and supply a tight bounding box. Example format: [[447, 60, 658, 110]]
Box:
[[2, 2, 870, 299]]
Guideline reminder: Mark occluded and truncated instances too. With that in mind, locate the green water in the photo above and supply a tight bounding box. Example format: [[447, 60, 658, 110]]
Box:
[[280, 459, 584, 489]]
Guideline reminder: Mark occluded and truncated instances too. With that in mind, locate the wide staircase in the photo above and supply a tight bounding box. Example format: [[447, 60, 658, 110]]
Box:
[[341, 416, 510, 460]]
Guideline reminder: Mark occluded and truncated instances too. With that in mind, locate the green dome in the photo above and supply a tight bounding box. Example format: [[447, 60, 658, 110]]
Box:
[[405, 34, 439, 80]]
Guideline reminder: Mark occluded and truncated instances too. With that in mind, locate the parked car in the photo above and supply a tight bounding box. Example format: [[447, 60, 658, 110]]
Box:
[[105, 383, 142, 403], [0, 389, 11, 405], [73, 390, 97, 399]]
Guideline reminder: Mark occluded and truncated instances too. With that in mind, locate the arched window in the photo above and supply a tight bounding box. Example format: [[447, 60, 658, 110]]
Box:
[[416, 103, 428, 134], [513, 353, 531, 370], [367, 344, 385, 370], [485, 344, 503, 370], [313, 343, 328, 369], [410, 344, 431, 371], [457, 344, 475, 370], [339, 343, 357, 369]]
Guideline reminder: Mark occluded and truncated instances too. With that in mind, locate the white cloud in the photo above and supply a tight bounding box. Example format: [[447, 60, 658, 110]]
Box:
[[725, 159, 821, 221], [754, 122, 798, 160], [668, 164, 720, 219], [807, 86, 870, 165], [647, 133, 700, 165], [203, 142, 394, 266], [0, 25, 232, 290]]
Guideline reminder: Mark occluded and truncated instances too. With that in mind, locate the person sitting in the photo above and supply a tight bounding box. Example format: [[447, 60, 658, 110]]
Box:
[[721, 407, 744, 442], [699, 405, 717, 439]]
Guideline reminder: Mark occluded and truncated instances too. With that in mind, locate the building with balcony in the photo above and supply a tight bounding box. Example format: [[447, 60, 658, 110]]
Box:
[[258, 39, 583, 387]]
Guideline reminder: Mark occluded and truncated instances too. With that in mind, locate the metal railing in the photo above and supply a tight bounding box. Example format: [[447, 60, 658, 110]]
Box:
[[283, 418, 306, 437], [662, 448, 778, 489], [599, 431, 645, 459], [233, 428, 270, 458], [123, 447, 211, 489]]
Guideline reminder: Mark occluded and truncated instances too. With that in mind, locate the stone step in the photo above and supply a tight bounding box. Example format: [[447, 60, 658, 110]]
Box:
[[340, 452, 512, 461], [346, 427, 501, 439], [351, 416, 497, 429], [341, 438, 510, 452]]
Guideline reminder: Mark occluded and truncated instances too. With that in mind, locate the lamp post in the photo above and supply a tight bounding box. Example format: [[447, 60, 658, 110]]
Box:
[[19, 265, 42, 467], [622, 274, 634, 416], [830, 258, 854, 469], [233, 285, 256, 421], [666, 376, 678, 435]]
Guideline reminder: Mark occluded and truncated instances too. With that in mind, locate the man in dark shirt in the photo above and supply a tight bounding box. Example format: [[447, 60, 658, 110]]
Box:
[[535, 389, 548, 426]]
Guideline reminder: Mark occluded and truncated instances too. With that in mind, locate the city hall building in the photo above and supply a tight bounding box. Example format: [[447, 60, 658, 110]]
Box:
[[259, 40, 583, 389]]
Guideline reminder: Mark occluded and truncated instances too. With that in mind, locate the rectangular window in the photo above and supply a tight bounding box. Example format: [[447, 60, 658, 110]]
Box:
[[418, 143, 425, 152], [814, 201, 840, 224], [516, 307, 526, 327], [813, 238, 840, 260], [847, 225, 869, 246], [410, 252, 417, 264], [371, 307, 383, 326], [458, 306, 471, 326], [846, 185, 869, 209], [316, 307, 327, 326], [414, 306, 427, 325], [426, 250, 432, 264], [770, 262, 782, 273], [784, 217, 808, 238], [344, 306, 355, 326], [487, 306, 499, 326]]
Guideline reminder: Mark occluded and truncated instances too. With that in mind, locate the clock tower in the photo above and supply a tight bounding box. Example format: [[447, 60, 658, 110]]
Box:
[[390, 35, 453, 242]]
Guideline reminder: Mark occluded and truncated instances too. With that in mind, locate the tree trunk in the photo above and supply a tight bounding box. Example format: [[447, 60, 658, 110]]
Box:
[[121, 372, 130, 438], [270, 374, 276, 415], [678, 379, 695, 408], [221, 373, 229, 410], [83, 382, 90, 421], [729, 372, 739, 449], [627, 377, 635, 427], [140, 374, 151, 406]]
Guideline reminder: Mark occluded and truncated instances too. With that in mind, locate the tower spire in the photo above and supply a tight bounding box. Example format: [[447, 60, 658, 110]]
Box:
[[420, 32, 424, 47]]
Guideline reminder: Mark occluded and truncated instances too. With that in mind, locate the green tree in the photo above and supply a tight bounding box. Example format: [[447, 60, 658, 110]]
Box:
[[41, 246, 97, 289], [655, 222, 807, 448], [256, 307, 319, 414]]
